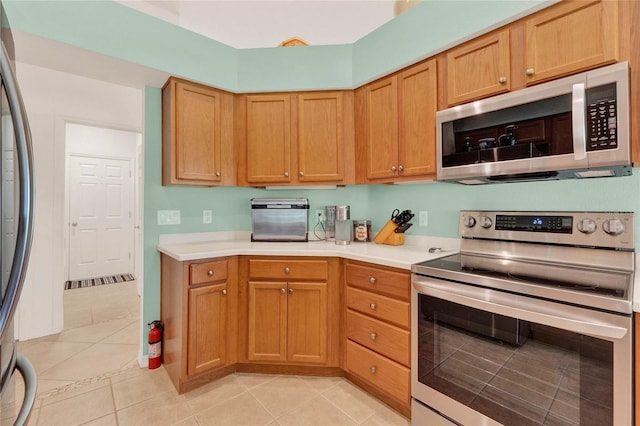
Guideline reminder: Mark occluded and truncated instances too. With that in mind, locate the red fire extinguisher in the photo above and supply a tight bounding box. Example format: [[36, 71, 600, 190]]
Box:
[[148, 320, 163, 369]]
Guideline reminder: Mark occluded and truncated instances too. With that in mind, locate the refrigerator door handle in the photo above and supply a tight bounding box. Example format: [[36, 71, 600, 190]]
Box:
[[14, 352, 37, 426], [0, 40, 34, 341]]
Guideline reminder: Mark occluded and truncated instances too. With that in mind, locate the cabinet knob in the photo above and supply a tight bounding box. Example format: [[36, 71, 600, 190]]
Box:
[[526, 68, 535, 76], [284, 267, 290, 273], [207, 270, 214, 277], [370, 303, 376, 310], [370, 366, 377, 374], [215, 171, 221, 177], [284, 172, 289, 177], [390, 166, 397, 172], [288, 288, 294, 294], [370, 332, 377, 341], [299, 171, 304, 177], [222, 289, 227, 295], [280, 288, 286, 294], [71, 222, 78, 227], [369, 277, 376, 285], [398, 165, 404, 172], [498, 76, 507, 84]]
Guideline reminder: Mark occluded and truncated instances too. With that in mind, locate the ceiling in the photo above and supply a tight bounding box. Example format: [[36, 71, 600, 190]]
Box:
[[115, 0, 417, 49]]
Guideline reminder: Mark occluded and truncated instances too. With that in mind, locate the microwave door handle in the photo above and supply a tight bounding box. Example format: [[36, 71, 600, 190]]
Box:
[[572, 83, 587, 160]]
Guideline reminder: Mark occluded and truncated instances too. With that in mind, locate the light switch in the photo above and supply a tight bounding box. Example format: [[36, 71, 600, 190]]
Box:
[[419, 211, 428, 227]]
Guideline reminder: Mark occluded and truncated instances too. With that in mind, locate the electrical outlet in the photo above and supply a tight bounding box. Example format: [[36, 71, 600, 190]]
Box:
[[419, 211, 428, 227], [157, 210, 181, 225], [203, 210, 212, 224], [315, 210, 325, 222]]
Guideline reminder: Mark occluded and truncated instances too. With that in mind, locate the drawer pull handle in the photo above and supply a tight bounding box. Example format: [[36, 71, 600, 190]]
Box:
[[369, 277, 376, 284], [280, 288, 286, 294], [498, 76, 507, 84], [370, 332, 377, 341], [526, 68, 535, 76], [370, 303, 376, 310], [207, 270, 214, 277], [222, 289, 227, 295], [215, 171, 221, 177], [289, 288, 294, 294], [370, 366, 377, 374], [284, 267, 290, 273]]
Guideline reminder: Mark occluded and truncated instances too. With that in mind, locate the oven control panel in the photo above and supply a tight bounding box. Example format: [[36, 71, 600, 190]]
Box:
[[459, 211, 634, 250]]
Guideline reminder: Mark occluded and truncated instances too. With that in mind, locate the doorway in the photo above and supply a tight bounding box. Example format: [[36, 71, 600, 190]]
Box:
[[64, 123, 141, 330]]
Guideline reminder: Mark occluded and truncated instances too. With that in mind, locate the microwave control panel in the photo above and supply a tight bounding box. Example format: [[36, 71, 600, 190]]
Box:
[[587, 99, 617, 151]]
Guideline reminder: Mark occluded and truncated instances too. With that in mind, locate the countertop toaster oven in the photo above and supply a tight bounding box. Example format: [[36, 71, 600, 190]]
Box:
[[251, 198, 309, 242]]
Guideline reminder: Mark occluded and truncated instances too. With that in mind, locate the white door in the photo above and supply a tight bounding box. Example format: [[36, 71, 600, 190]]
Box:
[[69, 155, 133, 280]]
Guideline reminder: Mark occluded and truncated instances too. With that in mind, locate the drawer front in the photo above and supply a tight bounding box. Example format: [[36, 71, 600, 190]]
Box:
[[346, 310, 410, 366], [249, 259, 328, 280], [345, 340, 410, 404], [346, 263, 410, 300], [190, 260, 228, 285], [346, 286, 410, 329]]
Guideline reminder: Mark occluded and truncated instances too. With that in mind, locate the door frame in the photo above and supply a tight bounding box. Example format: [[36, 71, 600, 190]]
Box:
[[61, 120, 143, 324]]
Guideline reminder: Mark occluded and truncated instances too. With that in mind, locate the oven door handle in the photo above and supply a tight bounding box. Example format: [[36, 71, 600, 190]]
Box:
[[413, 279, 629, 340]]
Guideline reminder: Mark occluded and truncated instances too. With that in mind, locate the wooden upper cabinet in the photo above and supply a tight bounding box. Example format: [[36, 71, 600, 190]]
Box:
[[360, 76, 399, 180], [162, 77, 234, 186], [524, 0, 618, 85], [244, 94, 292, 184], [237, 91, 354, 186], [445, 29, 510, 106], [356, 59, 437, 183], [297, 93, 345, 183], [398, 60, 438, 177]]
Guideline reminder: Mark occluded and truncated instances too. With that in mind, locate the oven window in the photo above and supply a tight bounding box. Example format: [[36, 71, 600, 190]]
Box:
[[417, 295, 613, 426]]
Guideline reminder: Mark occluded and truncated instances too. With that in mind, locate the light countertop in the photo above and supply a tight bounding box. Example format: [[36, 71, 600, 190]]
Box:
[[157, 232, 460, 270]]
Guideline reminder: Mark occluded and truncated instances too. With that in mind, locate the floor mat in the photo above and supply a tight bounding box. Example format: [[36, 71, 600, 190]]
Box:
[[65, 273, 135, 290]]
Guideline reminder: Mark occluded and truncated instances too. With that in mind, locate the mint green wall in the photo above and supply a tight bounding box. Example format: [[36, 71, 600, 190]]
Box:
[[3, 0, 549, 90]]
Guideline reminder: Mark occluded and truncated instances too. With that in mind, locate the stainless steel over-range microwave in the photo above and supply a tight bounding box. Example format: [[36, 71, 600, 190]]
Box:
[[436, 62, 631, 184]]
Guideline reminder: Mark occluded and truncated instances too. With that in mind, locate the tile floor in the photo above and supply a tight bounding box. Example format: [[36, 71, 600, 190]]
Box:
[[14, 281, 409, 426]]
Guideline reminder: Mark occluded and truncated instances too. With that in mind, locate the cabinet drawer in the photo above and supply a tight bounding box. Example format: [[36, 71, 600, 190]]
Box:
[[346, 263, 409, 300], [346, 286, 410, 329], [346, 310, 410, 366], [190, 260, 228, 285], [249, 259, 328, 280], [345, 340, 410, 404]]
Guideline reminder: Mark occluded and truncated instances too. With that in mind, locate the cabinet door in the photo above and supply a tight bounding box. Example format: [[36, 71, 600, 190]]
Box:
[[362, 76, 399, 180], [248, 281, 287, 361], [524, 0, 617, 85], [245, 95, 292, 184], [296, 92, 344, 183], [287, 281, 328, 364], [187, 283, 227, 376], [397, 59, 438, 178], [446, 29, 510, 106]]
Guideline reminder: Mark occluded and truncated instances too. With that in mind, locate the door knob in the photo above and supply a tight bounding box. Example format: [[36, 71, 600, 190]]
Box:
[[71, 222, 78, 227], [288, 288, 294, 294], [222, 289, 227, 295], [280, 288, 286, 294]]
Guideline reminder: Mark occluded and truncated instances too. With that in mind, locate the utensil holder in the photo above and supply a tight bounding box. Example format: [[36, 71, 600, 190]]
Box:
[[373, 220, 405, 246]]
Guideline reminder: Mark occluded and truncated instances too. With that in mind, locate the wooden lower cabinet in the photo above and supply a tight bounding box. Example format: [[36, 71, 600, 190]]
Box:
[[161, 255, 238, 393], [240, 257, 339, 368], [343, 260, 411, 417]]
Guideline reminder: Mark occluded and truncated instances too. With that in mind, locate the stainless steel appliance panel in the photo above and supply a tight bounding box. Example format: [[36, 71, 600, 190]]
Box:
[[251, 198, 309, 242]]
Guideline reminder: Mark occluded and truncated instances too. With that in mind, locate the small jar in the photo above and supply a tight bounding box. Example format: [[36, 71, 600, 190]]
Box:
[[353, 220, 371, 242]]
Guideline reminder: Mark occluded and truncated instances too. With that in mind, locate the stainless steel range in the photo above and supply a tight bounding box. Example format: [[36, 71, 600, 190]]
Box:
[[411, 211, 634, 426]]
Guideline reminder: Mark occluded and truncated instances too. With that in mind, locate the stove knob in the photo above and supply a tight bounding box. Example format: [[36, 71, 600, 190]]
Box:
[[479, 216, 493, 229], [462, 216, 476, 228], [577, 218, 597, 234], [603, 219, 625, 235]]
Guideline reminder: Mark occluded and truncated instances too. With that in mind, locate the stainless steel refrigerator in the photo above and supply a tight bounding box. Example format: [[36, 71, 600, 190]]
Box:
[[0, 2, 36, 425]]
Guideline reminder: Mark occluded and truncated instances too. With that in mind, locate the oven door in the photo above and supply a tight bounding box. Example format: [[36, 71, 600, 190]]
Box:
[[411, 277, 632, 426]]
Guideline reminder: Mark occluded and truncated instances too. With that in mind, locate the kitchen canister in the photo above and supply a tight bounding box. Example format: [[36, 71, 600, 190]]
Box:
[[352, 220, 371, 242], [335, 205, 352, 245]]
